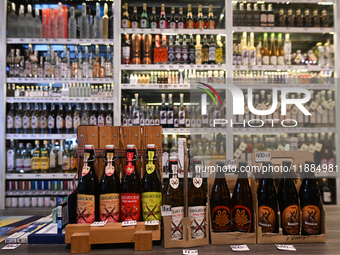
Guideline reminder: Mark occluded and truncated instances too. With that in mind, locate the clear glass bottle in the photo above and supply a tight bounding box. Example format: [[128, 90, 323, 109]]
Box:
[[80, 3, 89, 39], [94, 3, 102, 39], [68, 7, 77, 39], [17, 5, 26, 38], [26, 5, 35, 38], [48, 7, 56, 38]]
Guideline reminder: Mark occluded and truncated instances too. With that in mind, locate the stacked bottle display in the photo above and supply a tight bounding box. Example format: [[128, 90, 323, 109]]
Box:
[[6, 103, 114, 134], [7, 2, 114, 39], [7, 45, 113, 79]]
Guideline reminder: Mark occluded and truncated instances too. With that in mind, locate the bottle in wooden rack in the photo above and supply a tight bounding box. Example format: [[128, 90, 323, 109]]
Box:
[[142, 144, 162, 221], [300, 161, 322, 235], [77, 145, 99, 223], [210, 162, 232, 232], [257, 162, 279, 233], [278, 161, 300, 235], [100, 145, 121, 223], [163, 156, 184, 240], [232, 161, 253, 233], [121, 145, 141, 222]]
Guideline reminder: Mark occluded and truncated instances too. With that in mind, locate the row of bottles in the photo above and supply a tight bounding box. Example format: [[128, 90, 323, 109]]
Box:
[[122, 4, 216, 29], [233, 3, 330, 28], [233, 32, 333, 66], [8, 2, 114, 39], [7, 103, 113, 134], [7, 45, 113, 78], [6, 139, 77, 174], [122, 34, 224, 65], [7, 83, 114, 98]]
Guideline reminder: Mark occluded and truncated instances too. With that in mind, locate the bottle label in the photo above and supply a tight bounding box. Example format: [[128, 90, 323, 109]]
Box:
[[193, 177, 202, 188], [98, 116, 105, 127], [178, 22, 184, 29], [232, 205, 252, 233], [195, 50, 202, 64], [159, 20, 167, 29], [63, 156, 71, 171], [189, 205, 206, 239], [249, 50, 256, 65], [23, 116, 30, 128], [242, 50, 248, 65], [82, 116, 89, 125], [302, 205, 321, 235], [170, 22, 176, 29], [41, 156, 49, 171], [121, 193, 140, 221], [146, 151, 155, 174], [268, 14, 275, 23], [142, 192, 162, 221], [131, 21, 138, 29], [140, 19, 148, 28], [258, 206, 276, 233], [105, 164, 115, 176], [270, 56, 277, 65], [209, 48, 216, 61], [196, 119, 202, 128], [261, 14, 267, 23], [48, 116, 55, 128], [175, 48, 181, 62], [126, 152, 135, 175], [170, 177, 179, 189], [155, 118, 160, 125], [185, 118, 191, 128], [282, 205, 300, 235], [174, 118, 179, 127], [160, 110, 167, 124], [122, 19, 131, 28], [73, 116, 80, 130], [262, 56, 269, 65], [7, 116, 13, 128], [105, 116, 113, 126], [56, 116, 63, 128], [182, 48, 188, 62], [122, 46, 130, 64], [196, 20, 205, 29], [211, 206, 231, 232], [100, 193, 120, 223], [24, 158, 32, 171], [323, 191, 331, 203], [77, 194, 95, 224], [40, 116, 47, 129], [257, 56, 262, 65], [15, 116, 22, 129], [133, 110, 139, 125], [82, 165, 90, 176], [167, 110, 174, 124], [151, 22, 157, 29], [207, 20, 215, 29], [90, 116, 97, 125], [16, 158, 24, 169], [202, 49, 209, 63], [31, 155, 41, 170], [7, 150, 14, 169], [65, 116, 72, 129], [179, 110, 185, 124], [215, 48, 223, 64], [170, 206, 184, 240], [168, 48, 175, 62], [277, 56, 284, 65], [188, 49, 195, 63]]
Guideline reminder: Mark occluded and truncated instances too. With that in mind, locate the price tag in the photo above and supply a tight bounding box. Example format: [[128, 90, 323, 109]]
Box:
[[275, 244, 296, 251], [300, 144, 309, 151], [239, 142, 247, 151], [315, 142, 323, 152], [277, 144, 285, 151], [161, 205, 172, 216], [309, 101, 318, 110], [308, 144, 316, 154], [233, 149, 242, 158], [224, 159, 237, 168], [183, 250, 198, 255], [122, 220, 137, 227], [2, 244, 21, 250], [230, 245, 250, 252], [255, 152, 271, 162], [91, 221, 107, 227], [145, 220, 159, 226]]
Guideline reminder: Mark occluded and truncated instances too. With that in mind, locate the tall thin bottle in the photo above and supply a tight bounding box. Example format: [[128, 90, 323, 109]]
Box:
[[102, 3, 109, 39], [56, 2, 65, 38], [80, 3, 89, 39], [94, 3, 102, 39], [68, 7, 77, 39], [195, 35, 202, 65]]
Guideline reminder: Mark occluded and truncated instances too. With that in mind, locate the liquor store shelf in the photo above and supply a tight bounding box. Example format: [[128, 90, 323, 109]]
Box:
[[244, 0, 333, 3], [7, 97, 114, 103], [121, 64, 227, 70], [6, 134, 77, 140], [163, 128, 227, 134], [7, 78, 114, 84], [5, 173, 76, 180], [120, 28, 226, 35], [234, 84, 335, 90], [233, 65, 334, 71], [6, 38, 113, 45], [232, 26, 334, 33], [233, 127, 336, 134], [122, 84, 191, 90]]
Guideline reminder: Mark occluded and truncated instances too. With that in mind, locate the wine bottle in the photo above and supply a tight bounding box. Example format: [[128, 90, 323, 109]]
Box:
[[278, 161, 300, 235], [142, 144, 162, 221], [121, 145, 141, 222], [100, 145, 121, 223], [210, 162, 232, 232], [163, 156, 184, 240], [232, 161, 253, 233]]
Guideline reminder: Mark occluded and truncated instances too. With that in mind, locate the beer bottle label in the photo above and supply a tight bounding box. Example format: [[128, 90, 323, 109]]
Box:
[[258, 206, 276, 233], [77, 194, 95, 224], [189, 205, 207, 239], [232, 205, 252, 233], [170, 177, 179, 189], [82, 165, 90, 176], [121, 193, 140, 221], [126, 152, 135, 175], [211, 205, 231, 232], [100, 193, 120, 223], [193, 178, 202, 188], [302, 205, 321, 234], [282, 205, 300, 235], [146, 151, 155, 174], [170, 206, 184, 240], [142, 192, 162, 221]]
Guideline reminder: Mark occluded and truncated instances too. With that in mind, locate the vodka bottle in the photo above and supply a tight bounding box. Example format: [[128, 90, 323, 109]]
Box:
[[56, 2, 65, 38], [34, 8, 41, 38], [17, 5, 26, 38], [68, 7, 77, 39], [49, 7, 56, 38], [94, 3, 102, 39], [8, 3, 17, 38], [41, 15, 48, 38], [80, 3, 89, 39], [26, 5, 35, 38]]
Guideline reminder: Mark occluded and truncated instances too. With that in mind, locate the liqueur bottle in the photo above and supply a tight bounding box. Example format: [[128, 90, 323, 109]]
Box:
[[188, 35, 195, 64], [122, 34, 131, 64], [215, 35, 223, 65], [178, 93, 186, 128], [120, 145, 141, 222], [31, 140, 42, 173], [142, 144, 162, 221], [195, 35, 202, 65], [160, 94, 167, 128], [209, 35, 216, 64], [167, 94, 174, 128], [202, 35, 209, 64], [102, 3, 109, 39], [100, 145, 121, 223]]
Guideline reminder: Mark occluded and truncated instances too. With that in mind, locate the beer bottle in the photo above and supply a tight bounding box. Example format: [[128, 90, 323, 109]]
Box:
[[188, 159, 207, 239], [257, 162, 279, 233], [77, 145, 99, 223], [232, 161, 253, 233], [163, 156, 184, 240], [121, 145, 141, 222], [278, 161, 300, 235], [99, 145, 121, 223], [142, 144, 162, 221], [210, 161, 231, 232], [300, 161, 322, 235]]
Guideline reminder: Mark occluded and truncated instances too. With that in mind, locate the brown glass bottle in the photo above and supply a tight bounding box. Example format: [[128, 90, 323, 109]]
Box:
[[232, 161, 253, 233], [131, 34, 141, 64], [210, 162, 231, 232], [121, 3, 131, 28], [299, 161, 322, 235], [99, 145, 121, 223], [163, 156, 184, 240], [313, 9, 320, 27], [278, 161, 300, 235], [287, 9, 295, 27], [257, 162, 279, 233]]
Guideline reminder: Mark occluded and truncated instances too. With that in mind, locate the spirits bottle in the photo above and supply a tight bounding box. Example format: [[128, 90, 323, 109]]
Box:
[[216, 35, 223, 65], [260, 4, 267, 27], [109, 3, 114, 39], [150, 7, 157, 29], [122, 34, 131, 64], [102, 3, 109, 39], [34, 9, 41, 38], [106, 104, 113, 126], [262, 33, 269, 65], [94, 3, 102, 39], [31, 140, 42, 173], [153, 35, 161, 64], [17, 5, 25, 38], [249, 32, 256, 65], [105, 45, 113, 77], [196, 5, 205, 29], [6, 140, 16, 173], [241, 32, 248, 65], [140, 3, 149, 28], [195, 35, 202, 65], [284, 34, 292, 65], [267, 4, 274, 27], [278, 8, 286, 27], [321, 10, 329, 27], [48, 7, 57, 38], [121, 3, 131, 28], [174, 35, 182, 63], [56, 103, 65, 134], [7, 3, 17, 38], [202, 35, 209, 64], [232, 3, 238, 26], [89, 15, 94, 38], [179, 94, 185, 128], [178, 8, 185, 29], [167, 94, 174, 128], [209, 35, 216, 64], [313, 9, 320, 27], [277, 33, 284, 65], [206, 5, 215, 29], [296, 9, 303, 27], [188, 35, 195, 64], [169, 7, 177, 29], [239, 3, 245, 27], [41, 140, 50, 173], [31, 103, 40, 134], [186, 4, 195, 29], [40, 103, 48, 134], [42, 15, 48, 38], [80, 3, 89, 38], [68, 7, 77, 39], [287, 9, 295, 27], [131, 7, 139, 29], [26, 5, 34, 38], [168, 35, 175, 63], [269, 33, 277, 65], [158, 4, 168, 29], [253, 3, 260, 27], [245, 3, 253, 27], [133, 93, 140, 126], [56, 2, 65, 38], [305, 9, 312, 27], [160, 35, 168, 64], [90, 103, 98, 125], [23, 103, 32, 134], [160, 94, 167, 128]]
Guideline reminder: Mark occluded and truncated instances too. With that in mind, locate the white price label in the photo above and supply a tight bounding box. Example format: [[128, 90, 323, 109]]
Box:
[[315, 142, 323, 152], [233, 149, 242, 158], [255, 152, 271, 162], [230, 245, 250, 252], [161, 205, 172, 216], [275, 244, 296, 251], [183, 250, 198, 255], [309, 101, 318, 110], [2, 244, 21, 250], [224, 159, 237, 168], [145, 220, 159, 226], [122, 220, 137, 227], [277, 145, 285, 151], [300, 144, 309, 151], [239, 142, 247, 152], [91, 221, 107, 227]]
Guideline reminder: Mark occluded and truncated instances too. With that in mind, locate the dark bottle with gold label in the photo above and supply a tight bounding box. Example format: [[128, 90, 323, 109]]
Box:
[[142, 144, 162, 221], [296, 9, 304, 27], [313, 9, 320, 27], [210, 162, 231, 232], [278, 161, 300, 235], [278, 8, 286, 27], [257, 162, 279, 233], [321, 10, 329, 28], [100, 145, 120, 223], [304, 9, 312, 27], [300, 161, 322, 235], [232, 161, 253, 233], [287, 9, 295, 27], [121, 3, 131, 28], [202, 35, 209, 64]]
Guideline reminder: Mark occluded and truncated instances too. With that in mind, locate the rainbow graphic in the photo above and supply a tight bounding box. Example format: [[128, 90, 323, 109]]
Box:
[[197, 82, 223, 106]]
